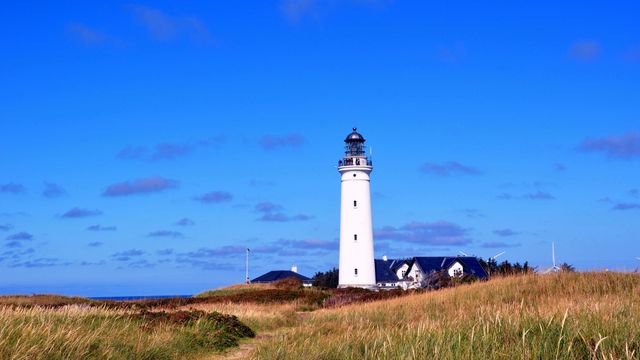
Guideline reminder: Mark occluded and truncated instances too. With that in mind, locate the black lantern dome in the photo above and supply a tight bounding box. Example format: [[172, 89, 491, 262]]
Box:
[[344, 127, 366, 157], [345, 127, 365, 142]]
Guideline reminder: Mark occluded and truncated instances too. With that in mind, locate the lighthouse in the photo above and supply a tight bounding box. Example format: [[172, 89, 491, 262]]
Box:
[[337, 128, 377, 289]]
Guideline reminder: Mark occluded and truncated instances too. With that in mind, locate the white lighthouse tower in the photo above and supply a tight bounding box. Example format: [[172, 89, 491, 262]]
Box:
[[338, 128, 376, 289]]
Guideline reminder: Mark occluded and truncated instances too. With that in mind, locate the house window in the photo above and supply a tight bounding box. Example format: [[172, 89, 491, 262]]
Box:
[[354, 234, 357, 241], [401, 270, 406, 277], [353, 200, 357, 208], [354, 268, 358, 276]]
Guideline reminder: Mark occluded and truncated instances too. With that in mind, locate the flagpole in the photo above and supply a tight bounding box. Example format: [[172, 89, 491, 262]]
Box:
[[245, 248, 250, 284]]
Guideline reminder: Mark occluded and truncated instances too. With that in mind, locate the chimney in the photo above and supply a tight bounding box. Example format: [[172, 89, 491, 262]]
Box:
[[291, 265, 298, 273], [382, 255, 388, 262]]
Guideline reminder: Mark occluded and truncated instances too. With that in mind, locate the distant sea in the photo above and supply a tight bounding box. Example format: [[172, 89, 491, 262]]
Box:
[[89, 295, 192, 301]]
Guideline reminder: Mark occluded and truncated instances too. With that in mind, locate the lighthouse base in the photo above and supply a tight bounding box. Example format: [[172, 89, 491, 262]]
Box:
[[338, 284, 379, 290]]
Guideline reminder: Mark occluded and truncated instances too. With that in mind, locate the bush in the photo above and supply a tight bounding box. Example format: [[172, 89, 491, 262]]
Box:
[[322, 288, 412, 308], [272, 277, 303, 290], [312, 268, 339, 288]]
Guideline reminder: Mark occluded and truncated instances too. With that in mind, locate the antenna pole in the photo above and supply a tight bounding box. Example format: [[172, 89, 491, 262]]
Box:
[[552, 242, 556, 268], [245, 248, 250, 284]]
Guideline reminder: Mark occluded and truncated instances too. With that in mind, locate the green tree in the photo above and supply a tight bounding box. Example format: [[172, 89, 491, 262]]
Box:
[[312, 268, 339, 288]]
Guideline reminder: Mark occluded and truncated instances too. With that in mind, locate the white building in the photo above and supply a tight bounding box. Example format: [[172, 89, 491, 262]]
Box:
[[376, 256, 489, 289], [338, 128, 376, 289]]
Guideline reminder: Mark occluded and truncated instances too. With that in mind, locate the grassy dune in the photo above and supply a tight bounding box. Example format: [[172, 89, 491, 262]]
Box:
[[2, 273, 638, 359], [252, 273, 640, 359], [0, 304, 254, 359], [195, 283, 276, 298]]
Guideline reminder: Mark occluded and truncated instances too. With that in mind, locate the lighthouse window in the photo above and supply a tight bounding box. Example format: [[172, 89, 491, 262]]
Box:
[[353, 200, 357, 208], [354, 268, 358, 276], [353, 173, 356, 177], [354, 234, 358, 241]]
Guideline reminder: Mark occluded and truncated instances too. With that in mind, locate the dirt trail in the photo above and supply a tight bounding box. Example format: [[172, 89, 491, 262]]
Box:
[[204, 311, 310, 360], [205, 333, 273, 360]]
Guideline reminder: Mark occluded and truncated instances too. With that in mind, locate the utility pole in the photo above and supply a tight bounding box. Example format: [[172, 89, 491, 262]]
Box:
[[245, 248, 250, 284]]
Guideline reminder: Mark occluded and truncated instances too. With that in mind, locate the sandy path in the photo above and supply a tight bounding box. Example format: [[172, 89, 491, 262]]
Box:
[[203, 311, 310, 360]]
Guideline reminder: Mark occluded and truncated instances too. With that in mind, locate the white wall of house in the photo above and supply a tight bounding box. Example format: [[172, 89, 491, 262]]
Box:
[[448, 261, 464, 277], [407, 264, 424, 282], [395, 263, 410, 279]]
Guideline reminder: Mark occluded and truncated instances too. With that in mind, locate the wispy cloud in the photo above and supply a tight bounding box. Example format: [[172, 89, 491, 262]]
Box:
[[43, 182, 66, 198], [462, 209, 484, 218], [553, 163, 567, 172], [5, 240, 23, 248], [0, 224, 12, 231], [578, 131, 640, 160], [280, 0, 318, 22], [258, 134, 305, 150], [193, 191, 232, 204], [497, 191, 555, 201], [278, 238, 337, 251], [419, 161, 481, 176], [157, 248, 174, 256], [255, 202, 283, 213], [61, 207, 102, 218], [0, 212, 27, 217], [119, 143, 191, 161], [437, 43, 466, 63], [481, 241, 520, 249], [80, 260, 106, 266], [127, 259, 156, 268], [174, 246, 246, 271], [86, 224, 116, 232], [612, 202, 640, 211], [6, 232, 34, 241], [118, 137, 224, 162], [103, 177, 178, 197], [279, 0, 391, 23], [11, 258, 71, 268], [0, 183, 26, 194], [183, 246, 246, 258], [148, 230, 184, 238], [111, 249, 145, 261], [569, 40, 601, 61], [88, 241, 103, 247], [65, 22, 119, 46], [493, 228, 519, 237], [175, 218, 195, 226], [600, 192, 640, 211], [129, 5, 214, 44], [255, 202, 313, 222], [374, 221, 471, 246], [524, 191, 556, 200]]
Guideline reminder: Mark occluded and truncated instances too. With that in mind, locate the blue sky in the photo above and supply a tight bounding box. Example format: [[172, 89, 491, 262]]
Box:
[[1, 0, 639, 296]]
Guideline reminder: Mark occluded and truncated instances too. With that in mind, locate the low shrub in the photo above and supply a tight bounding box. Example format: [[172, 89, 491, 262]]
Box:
[[323, 288, 415, 308], [272, 277, 303, 290]]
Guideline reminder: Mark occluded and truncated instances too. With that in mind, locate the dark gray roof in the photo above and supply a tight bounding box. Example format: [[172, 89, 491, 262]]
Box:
[[345, 127, 365, 142], [375, 259, 401, 283], [251, 270, 310, 283], [389, 258, 413, 273], [413, 256, 488, 279]]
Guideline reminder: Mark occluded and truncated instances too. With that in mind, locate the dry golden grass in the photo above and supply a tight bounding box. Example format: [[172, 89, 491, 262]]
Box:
[[179, 301, 302, 332], [252, 272, 640, 359], [0, 303, 254, 359], [195, 283, 275, 298]]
